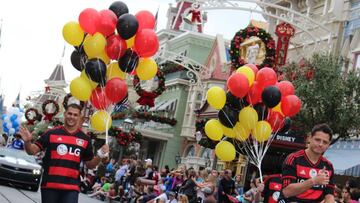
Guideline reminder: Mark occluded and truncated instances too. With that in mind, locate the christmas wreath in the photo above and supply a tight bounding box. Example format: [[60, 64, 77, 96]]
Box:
[[42, 100, 59, 121], [108, 126, 142, 146], [25, 108, 41, 125], [230, 26, 276, 69], [63, 93, 85, 110], [133, 69, 166, 107]]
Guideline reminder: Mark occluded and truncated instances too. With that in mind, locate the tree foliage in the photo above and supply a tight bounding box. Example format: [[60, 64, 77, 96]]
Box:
[[281, 54, 360, 143]]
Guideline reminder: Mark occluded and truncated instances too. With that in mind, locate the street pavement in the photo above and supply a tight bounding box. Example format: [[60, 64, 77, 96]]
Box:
[[0, 184, 103, 203]]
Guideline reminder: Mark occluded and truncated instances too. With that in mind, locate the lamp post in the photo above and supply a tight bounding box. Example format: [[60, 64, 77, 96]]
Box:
[[123, 118, 134, 133]]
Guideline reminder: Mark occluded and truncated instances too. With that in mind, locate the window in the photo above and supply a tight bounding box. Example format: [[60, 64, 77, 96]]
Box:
[[186, 145, 195, 157]]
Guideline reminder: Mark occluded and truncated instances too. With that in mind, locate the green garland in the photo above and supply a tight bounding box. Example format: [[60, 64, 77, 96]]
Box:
[[230, 26, 276, 69]]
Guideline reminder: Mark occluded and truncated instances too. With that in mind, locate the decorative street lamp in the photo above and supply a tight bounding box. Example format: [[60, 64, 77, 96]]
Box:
[[175, 153, 181, 164], [195, 131, 202, 143]]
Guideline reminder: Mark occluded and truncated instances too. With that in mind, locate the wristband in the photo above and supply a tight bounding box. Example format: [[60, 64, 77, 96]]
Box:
[[97, 149, 109, 159]]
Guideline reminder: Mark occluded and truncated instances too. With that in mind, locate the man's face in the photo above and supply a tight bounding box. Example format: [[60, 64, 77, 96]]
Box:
[[64, 107, 81, 128], [308, 131, 331, 155]]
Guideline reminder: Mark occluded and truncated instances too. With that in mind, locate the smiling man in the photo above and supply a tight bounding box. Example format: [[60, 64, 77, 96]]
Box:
[[19, 103, 109, 203], [279, 123, 335, 203]]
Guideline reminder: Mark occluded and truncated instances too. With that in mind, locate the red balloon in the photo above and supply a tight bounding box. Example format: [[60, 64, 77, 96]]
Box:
[[227, 73, 250, 98], [90, 87, 111, 110], [276, 81, 295, 98], [281, 95, 301, 117], [105, 78, 128, 103], [97, 9, 118, 37], [135, 10, 155, 32], [106, 34, 127, 60], [256, 67, 277, 88], [267, 110, 285, 132], [245, 64, 259, 75], [79, 8, 100, 35], [246, 81, 263, 105], [134, 29, 159, 57]]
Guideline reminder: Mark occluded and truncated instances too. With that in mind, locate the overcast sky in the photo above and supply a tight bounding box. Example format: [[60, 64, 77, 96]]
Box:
[[0, 0, 264, 107]]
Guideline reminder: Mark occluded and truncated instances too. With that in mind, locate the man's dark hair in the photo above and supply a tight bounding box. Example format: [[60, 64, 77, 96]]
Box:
[[311, 123, 333, 141], [65, 103, 82, 112]]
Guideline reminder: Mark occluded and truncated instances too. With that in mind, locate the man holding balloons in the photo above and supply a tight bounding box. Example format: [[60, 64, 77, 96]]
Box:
[[19, 104, 109, 203]]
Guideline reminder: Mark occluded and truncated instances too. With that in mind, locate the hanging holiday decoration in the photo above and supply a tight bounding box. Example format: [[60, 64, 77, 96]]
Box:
[[108, 126, 142, 146], [42, 100, 60, 121], [62, 93, 85, 110], [230, 26, 276, 70], [25, 108, 41, 125], [275, 22, 295, 67], [112, 111, 177, 126], [133, 69, 166, 107]]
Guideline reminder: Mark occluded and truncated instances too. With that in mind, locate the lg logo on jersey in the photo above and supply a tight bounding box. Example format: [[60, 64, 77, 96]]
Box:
[[57, 144, 81, 156]]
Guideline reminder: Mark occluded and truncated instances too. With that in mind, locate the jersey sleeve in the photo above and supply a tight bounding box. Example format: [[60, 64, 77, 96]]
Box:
[[81, 138, 94, 161], [324, 163, 335, 196], [281, 154, 297, 188], [34, 130, 51, 150]]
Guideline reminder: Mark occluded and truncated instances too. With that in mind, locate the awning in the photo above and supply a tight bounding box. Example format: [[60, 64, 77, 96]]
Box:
[[157, 99, 177, 111]]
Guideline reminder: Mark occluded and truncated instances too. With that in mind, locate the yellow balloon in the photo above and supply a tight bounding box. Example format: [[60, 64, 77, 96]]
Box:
[[80, 70, 98, 89], [136, 58, 158, 80], [272, 102, 284, 116], [70, 76, 93, 101], [252, 121, 272, 142], [239, 107, 258, 130], [90, 110, 112, 132], [107, 62, 126, 80], [62, 21, 84, 46], [89, 51, 110, 65], [205, 119, 223, 141], [222, 125, 236, 138], [126, 36, 135, 48], [206, 86, 226, 110], [236, 66, 255, 86], [215, 141, 236, 161], [83, 33, 106, 58], [233, 122, 250, 141]]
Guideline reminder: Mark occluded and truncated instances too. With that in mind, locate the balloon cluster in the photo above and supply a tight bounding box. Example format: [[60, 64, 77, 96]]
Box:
[[62, 1, 159, 132], [206, 64, 302, 162], [2, 107, 24, 135]]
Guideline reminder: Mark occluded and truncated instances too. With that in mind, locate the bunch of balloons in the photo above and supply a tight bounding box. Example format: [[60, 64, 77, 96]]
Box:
[[205, 64, 301, 162], [2, 107, 24, 135], [62, 1, 159, 132]]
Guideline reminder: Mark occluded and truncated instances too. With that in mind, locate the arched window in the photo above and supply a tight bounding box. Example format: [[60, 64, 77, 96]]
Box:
[[185, 145, 196, 157]]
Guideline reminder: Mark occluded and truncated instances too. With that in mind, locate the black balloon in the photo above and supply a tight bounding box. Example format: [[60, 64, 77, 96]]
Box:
[[218, 105, 239, 128], [253, 103, 269, 120], [226, 92, 249, 110], [85, 59, 107, 85], [278, 117, 291, 133], [116, 14, 139, 40], [70, 50, 87, 71], [109, 1, 129, 18], [262, 86, 281, 108], [119, 49, 139, 73]]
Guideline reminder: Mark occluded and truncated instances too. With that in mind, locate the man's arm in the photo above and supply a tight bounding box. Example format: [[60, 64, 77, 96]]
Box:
[[281, 178, 314, 198], [24, 141, 41, 155], [85, 145, 109, 169], [282, 171, 329, 198]]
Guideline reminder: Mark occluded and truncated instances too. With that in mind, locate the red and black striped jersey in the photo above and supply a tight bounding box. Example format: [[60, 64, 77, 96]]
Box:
[[35, 126, 94, 191], [262, 174, 282, 203], [280, 150, 334, 203]]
